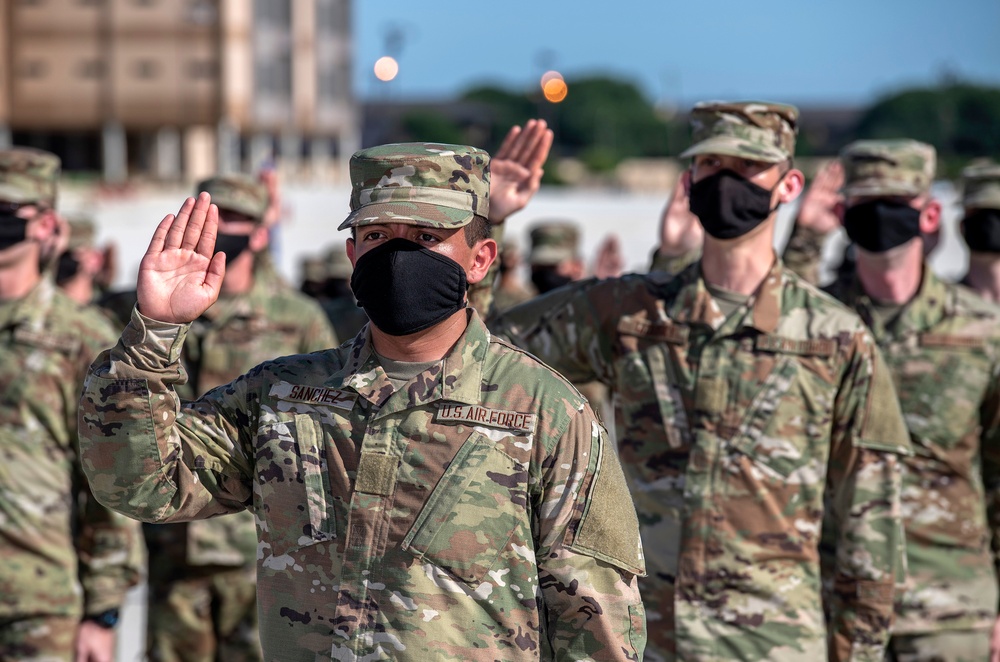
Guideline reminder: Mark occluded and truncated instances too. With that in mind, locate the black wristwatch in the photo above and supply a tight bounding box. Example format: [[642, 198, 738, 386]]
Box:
[[83, 608, 120, 629]]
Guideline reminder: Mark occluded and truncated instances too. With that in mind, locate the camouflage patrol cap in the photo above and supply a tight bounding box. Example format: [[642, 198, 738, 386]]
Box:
[[337, 143, 490, 231], [961, 159, 1000, 211], [195, 174, 268, 222], [840, 139, 936, 198], [0, 147, 60, 206], [325, 244, 354, 279], [529, 221, 580, 266], [680, 101, 799, 164], [301, 255, 326, 283], [65, 214, 96, 250]]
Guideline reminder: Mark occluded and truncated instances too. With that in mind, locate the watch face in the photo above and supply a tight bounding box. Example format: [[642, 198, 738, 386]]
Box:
[[90, 609, 120, 629]]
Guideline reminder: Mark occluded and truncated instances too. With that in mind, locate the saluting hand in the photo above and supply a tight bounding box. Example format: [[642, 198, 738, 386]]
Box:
[[796, 159, 844, 235], [136, 193, 226, 324], [658, 170, 703, 256], [488, 119, 554, 225]]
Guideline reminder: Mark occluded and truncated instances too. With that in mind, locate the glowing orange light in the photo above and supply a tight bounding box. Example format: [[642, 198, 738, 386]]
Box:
[[374, 56, 399, 82], [543, 78, 568, 103], [540, 70, 563, 87]]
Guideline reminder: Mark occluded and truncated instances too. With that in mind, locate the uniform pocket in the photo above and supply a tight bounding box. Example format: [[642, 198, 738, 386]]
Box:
[[402, 431, 526, 583], [256, 413, 336, 558], [727, 355, 811, 479]]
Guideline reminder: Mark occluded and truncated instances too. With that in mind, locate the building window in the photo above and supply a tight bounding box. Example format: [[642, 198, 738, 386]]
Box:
[[17, 0, 44, 7], [134, 0, 156, 6], [316, 0, 348, 36], [134, 60, 160, 79], [78, 0, 104, 6], [18, 60, 47, 79], [186, 0, 217, 24], [187, 60, 217, 79], [77, 59, 106, 78], [253, 0, 289, 28]]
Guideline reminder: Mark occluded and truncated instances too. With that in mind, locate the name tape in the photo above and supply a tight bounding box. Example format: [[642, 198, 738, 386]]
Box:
[[270, 382, 357, 410]]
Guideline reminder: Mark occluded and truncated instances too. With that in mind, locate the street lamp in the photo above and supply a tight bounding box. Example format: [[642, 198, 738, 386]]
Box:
[[374, 56, 399, 82]]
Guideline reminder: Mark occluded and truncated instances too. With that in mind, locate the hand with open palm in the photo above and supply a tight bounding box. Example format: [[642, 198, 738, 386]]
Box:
[[136, 193, 226, 324]]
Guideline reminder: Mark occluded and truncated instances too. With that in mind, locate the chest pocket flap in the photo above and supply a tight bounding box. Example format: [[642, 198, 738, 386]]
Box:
[[402, 431, 526, 583]]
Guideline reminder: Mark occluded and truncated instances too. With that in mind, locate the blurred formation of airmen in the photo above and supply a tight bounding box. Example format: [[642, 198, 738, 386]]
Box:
[[959, 160, 1000, 301], [490, 238, 536, 314], [299, 243, 368, 342], [77, 141, 646, 659], [142, 174, 337, 662], [0, 147, 142, 660], [527, 221, 586, 292], [788, 140, 1000, 661], [492, 102, 912, 660]]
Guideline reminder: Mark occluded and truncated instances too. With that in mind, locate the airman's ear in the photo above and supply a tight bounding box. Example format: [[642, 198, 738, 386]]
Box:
[[920, 199, 942, 235], [466, 238, 498, 285]]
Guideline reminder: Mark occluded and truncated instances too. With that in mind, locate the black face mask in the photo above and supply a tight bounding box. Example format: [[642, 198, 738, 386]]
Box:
[[56, 251, 81, 283], [350, 238, 467, 336], [962, 209, 1000, 254], [214, 233, 251, 264], [0, 212, 29, 251], [688, 169, 781, 239], [531, 266, 573, 294], [843, 200, 922, 253]]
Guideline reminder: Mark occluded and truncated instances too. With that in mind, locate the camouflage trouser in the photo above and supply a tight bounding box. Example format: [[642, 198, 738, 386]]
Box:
[[146, 563, 262, 662], [0, 615, 77, 662], [886, 630, 991, 662]]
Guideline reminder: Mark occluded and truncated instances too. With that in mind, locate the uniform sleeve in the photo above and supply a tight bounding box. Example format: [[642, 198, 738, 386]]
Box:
[[978, 345, 1000, 586], [781, 222, 830, 285], [73, 317, 144, 615], [490, 280, 616, 385], [535, 405, 646, 660], [78, 308, 255, 524], [649, 247, 701, 275], [824, 333, 911, 662]]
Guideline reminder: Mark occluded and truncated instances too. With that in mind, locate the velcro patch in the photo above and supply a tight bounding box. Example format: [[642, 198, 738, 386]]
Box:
[[616, 317, 688, 344], [919, 333, 986, 349], [269, 382, 357, 410], [356, 452, 398, 496], [436, 403, 536, 434], [755, 334, 837, 356]]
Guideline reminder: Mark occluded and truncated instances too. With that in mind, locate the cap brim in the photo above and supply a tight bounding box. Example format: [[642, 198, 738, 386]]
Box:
[[680, 136, 788, 164], [337, 201, 475, 231], [842, 182, 926, 199], [530, 247, 576, 266], [0, 183, 38, 204]]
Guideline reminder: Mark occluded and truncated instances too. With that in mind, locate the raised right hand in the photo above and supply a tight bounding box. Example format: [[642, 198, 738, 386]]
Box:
[[658, 170, 704, 256], [136, 193, 226, 324], [796, 160, 844, 235]]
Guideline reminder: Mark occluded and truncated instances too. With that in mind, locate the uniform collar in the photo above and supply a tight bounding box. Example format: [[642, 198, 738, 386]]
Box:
[[340, 309, 487, 414], [666, 256, 784, 334]]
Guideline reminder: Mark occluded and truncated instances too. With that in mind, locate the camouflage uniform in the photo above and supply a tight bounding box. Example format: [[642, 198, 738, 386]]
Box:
[[492, 104, 912, 662], [0, 148, 141, 659], [826, 141, 1000, 661], [491, 240, 536, 315], [527, 222, 611, 416], [79, 143, 647, 660], [144, 175, 337, 662]]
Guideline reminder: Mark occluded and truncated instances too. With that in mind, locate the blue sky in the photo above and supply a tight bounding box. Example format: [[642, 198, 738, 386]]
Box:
[[354, 0, 1000, 107]]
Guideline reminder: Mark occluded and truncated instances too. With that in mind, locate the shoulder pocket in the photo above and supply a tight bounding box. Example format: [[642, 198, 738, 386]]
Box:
[[256, 413, 336, 559], [402, 431, 527, 583]]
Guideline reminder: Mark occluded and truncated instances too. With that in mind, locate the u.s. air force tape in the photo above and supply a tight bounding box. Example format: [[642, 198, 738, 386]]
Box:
[[435, 403, 537, 434]]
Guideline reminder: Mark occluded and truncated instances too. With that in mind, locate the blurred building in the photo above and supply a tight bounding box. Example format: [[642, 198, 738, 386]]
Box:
[[0, 0, 358, 182]]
